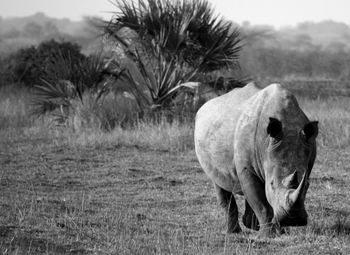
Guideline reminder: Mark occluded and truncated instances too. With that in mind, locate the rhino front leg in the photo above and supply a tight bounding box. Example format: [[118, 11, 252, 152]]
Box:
[[238, 168, 276, 237], [214, 183, 242, 233], [243, 200, 259, 231]]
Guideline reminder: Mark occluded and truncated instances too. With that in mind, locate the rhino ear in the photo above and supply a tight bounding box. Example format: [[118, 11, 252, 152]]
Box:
[[267, 117, 283, 138], [303, 121, 318, 141]]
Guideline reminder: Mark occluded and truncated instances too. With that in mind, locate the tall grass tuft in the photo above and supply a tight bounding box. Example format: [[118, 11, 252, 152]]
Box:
[[0, 85, 34, 130], [70, 116, 194, 152], [70, 91, 139, 131]]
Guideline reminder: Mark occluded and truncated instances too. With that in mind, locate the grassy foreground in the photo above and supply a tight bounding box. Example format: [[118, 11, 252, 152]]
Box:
[[0, 87, 350, 254]]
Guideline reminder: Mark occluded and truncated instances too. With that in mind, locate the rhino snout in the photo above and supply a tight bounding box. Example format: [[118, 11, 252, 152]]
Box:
[[274, 186, 308, 227], [276, 205, 308, 227]]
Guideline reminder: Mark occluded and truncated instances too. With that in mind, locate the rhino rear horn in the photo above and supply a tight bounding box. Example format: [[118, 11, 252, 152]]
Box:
[[267, 117, 283, 138]]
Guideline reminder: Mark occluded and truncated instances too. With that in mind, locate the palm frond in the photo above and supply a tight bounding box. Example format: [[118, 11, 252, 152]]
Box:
[[31, 79, 73, 116], [104, 0, 242, 113]]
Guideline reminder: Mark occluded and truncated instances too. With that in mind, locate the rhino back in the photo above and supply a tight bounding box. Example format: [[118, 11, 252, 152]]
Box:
[[194, 82, 261, 193]]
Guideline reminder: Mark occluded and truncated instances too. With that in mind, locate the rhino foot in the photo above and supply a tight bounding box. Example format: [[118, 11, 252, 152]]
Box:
[[214, 184, 241, 234], [242, 200, 259, 231], [256, 223, 278, 238], [256, 222, 287, 238], [227, 222, 242, 233]]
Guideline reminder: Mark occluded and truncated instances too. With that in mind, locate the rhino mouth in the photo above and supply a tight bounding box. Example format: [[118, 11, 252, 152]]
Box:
[[279, 214, 308, 226], [275, 207, 308, 227]]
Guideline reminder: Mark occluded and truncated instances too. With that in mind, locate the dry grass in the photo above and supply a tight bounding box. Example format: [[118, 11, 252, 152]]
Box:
[[0, 85, 349, 254], [69, 119, 194, 152]]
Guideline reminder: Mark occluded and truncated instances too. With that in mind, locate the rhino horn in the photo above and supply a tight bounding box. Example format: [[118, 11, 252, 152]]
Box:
[[282, 171, 299, 189], [289, 171, 307, 205]]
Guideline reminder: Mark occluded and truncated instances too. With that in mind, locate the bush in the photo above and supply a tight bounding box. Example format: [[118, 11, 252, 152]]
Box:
[[6, 40, 85, 87], [70, 92, 140, 131], [29, 47, 132, 129], [0, 56, 11, 87]]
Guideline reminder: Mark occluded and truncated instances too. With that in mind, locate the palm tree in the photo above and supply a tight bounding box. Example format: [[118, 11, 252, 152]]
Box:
[[31, 50, 126, 125], [105, 0, 241, 113]]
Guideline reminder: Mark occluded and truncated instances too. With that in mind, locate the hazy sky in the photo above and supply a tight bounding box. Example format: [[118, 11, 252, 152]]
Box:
[[0, 0, 349, 27]]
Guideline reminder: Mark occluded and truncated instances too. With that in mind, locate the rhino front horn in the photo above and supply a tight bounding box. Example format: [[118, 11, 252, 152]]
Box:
[[289, 171, 307, 205]]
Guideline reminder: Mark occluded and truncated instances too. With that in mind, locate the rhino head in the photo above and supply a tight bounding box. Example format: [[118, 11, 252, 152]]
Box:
[[263, 117, 318, 227]]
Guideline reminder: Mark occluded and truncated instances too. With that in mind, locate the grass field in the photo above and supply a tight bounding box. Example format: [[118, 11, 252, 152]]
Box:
[[1, 85, 350, 254]]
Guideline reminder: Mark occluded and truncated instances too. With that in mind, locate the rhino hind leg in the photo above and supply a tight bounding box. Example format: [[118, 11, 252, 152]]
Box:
[[243, 200, 259, 231], [214, 184, 242, 233]]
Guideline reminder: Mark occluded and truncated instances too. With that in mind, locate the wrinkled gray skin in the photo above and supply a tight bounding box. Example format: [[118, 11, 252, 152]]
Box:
[[194, 83, 318, 237]]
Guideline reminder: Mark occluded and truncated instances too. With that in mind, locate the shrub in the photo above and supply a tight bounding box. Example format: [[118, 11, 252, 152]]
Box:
[[5, 46, 38, 86], [70, 91, 139, 131], [6, 40, 85, 87], [0, 56, 11, 87], [30, 49, 130, 129]]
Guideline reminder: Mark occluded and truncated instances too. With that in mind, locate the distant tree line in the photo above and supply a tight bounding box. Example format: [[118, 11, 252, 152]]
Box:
[[239, 22, 350, 81], [241, 45, 350, 80]]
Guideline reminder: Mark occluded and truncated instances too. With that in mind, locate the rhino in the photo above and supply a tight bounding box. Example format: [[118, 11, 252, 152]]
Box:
[[194, 83, 318, 237]]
